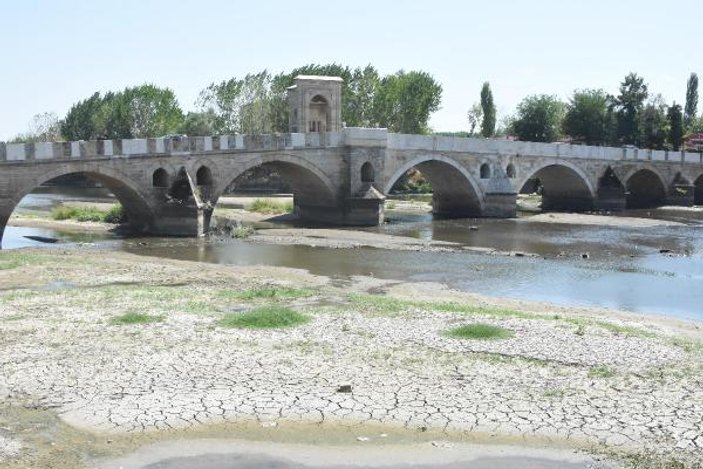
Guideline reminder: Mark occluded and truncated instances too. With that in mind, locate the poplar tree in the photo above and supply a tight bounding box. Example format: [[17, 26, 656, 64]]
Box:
[[480, 82, 496, 137], [685, 73, 698, 129]]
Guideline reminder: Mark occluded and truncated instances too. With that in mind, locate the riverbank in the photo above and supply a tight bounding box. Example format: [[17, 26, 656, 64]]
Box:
[[1, 248, 702, 468]]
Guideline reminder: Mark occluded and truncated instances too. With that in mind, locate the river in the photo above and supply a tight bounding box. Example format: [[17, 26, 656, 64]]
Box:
[[4, 187, 703, 321]]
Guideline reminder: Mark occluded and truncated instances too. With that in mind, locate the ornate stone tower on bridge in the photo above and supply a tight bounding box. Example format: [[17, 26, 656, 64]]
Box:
[[287, 76, 343, 133]]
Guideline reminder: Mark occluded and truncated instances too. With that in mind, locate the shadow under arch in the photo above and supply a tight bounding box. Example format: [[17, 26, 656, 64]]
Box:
[[624, 167, 668, 208], [213, 153, 339, 225], [517, 163, 595, 211], [384, 155, 484, 218], [1, 167, 155, 248]]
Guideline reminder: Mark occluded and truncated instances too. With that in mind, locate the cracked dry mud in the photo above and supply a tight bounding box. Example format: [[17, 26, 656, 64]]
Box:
[[0, 249, 702, 467]]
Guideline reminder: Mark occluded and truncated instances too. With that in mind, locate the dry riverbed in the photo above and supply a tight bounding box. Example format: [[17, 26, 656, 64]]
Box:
[[0, 248, 702, 468]]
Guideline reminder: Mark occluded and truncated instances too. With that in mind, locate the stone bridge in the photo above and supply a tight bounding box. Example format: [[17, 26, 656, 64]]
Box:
[[1, 128, 702, 246]]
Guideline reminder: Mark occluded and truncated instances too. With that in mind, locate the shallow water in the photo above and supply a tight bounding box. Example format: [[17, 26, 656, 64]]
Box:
[[4, 187, 703, 321], [137, 453, 588, 469]]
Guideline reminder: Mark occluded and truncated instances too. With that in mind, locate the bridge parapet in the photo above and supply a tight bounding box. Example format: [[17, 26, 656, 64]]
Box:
[[0, 132, 348, 163], [2, 131, 702, 165]]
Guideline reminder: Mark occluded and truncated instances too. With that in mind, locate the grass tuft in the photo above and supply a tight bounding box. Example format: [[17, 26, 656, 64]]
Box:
[[111, 312, 163, 325], [218, 306, 309, 329], [51, 204, 125, 224], [218, 286, 315, 301], [447, 323, 514, 340], [587, 365, 616, 378], [247, 199, 294, 215]]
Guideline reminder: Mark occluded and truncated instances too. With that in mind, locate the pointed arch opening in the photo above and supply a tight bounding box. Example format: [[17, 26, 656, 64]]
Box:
[[361, 162, 375, 183], [153, 168, 169, 188], [2, 170, 153, 249], [480, 163, 491, 179], [385, 157, 483, 219], [518, 164, 594, 212], [211, 156, 338, 230], [625, 169, 667, 208]]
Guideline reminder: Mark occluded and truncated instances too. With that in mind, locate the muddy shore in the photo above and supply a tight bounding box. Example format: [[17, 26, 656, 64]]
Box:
[[0, 244, 702, 468]]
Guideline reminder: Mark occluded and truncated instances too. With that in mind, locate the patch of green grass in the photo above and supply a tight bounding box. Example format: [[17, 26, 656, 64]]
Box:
[[668, 336, 703, 353], [0, 253, 50, 270], [587, 365, 616, 378], [447, 323, 514, 340], [385, 201, 397, 210], [51, 204, 125, 224], [231, 226, 255, 239], [565, 318, 654, 338], [348, 293, 412, 315], [218, 306, 309, 329], [218, 286, 315, 301], [246, 199, 294, 215], [430, 302, 539, 319], [110, 312, 163, 325]]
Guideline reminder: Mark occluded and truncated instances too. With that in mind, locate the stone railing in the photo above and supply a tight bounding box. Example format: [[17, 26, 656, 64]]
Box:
[[2, 128, 701, 164]]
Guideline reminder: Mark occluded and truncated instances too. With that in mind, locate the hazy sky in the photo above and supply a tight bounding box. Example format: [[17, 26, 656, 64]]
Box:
[[1, 0, 699, 140]]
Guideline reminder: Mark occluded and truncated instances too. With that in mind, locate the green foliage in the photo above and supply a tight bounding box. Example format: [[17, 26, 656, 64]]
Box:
[[111, 312, 163, 325], [246, 198, 294, 214], [511, 94, 564, 142], [446, 323, 513, 340], [480, 82, 496, 137], [466, 102, 483, 136], [638, 95, 669, 150], [562, 89, 614, 145], [668, 103, 684, 150], [61, 85, 184, 140], [51, 204, 126, 224], [218, 286, 315, 301], [615, 73, 649, 145], [0, 253, 49, 270], [178, 110, 216, 136], [230, 226, 255, 239], [588, 366, 615, 378], [218, 306, 309, 329], [684, 73, 698, 130], [391, 168, 432, 193], [372, 70, 442, 134]]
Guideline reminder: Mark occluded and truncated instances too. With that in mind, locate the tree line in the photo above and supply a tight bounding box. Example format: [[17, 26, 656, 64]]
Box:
[[10, 64, 442, 143], [472, 73, 701, 151], [9, 66, 702, 152]]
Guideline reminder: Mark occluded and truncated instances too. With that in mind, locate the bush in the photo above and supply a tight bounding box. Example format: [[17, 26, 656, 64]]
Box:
[[247, 198, 294, 214]]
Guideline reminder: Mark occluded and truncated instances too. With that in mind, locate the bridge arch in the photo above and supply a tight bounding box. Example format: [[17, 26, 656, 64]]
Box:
[[623, 167, 668, 208], [384, 155, 484, 218], [516, 162, 595, 211], [1, 166, 155, 247], [695, 173, 703, 205], [211, 153, 338, 226]]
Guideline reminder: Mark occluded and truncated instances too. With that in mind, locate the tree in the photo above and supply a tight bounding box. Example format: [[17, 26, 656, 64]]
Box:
[[346, 65, 381, 128], [668, 103, 684, 150], [11, 112, 62, 143], [372, 70, 442, 134], [60, 92, 106, 140], [562, 89, 613, 145], [179, 110, 216, 136], [615, 73, 648, 145], [511, 94, 564, 142], [638, 95, 669, 150], [124, 84, 184, 138], [685, 73, 698, 130], [479, 82, 496, 137], [466, 102, 482, 136], [61, 86, 184, 140]]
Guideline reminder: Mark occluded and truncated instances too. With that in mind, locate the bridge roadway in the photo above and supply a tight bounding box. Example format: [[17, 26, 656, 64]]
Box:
[[1, 128, 702, 245]]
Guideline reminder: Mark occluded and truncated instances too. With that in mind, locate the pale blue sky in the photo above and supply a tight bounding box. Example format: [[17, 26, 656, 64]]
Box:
[[1, 0, 699, 140]]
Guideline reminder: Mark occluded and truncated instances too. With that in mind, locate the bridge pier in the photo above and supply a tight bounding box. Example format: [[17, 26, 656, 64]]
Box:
[[667, 183, 695, 207], [595, 188, 627, 211]]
